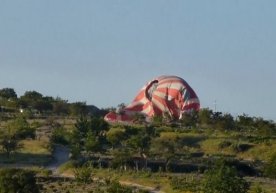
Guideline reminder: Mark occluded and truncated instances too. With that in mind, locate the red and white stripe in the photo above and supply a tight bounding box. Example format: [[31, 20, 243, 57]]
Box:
[[104, 75, 200, 123]]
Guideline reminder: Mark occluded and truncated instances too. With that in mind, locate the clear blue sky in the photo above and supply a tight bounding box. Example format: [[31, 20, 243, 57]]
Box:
[[0, 0, 275, 120]]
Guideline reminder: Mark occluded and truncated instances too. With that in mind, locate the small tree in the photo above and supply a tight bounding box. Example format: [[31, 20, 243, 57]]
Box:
[[106, 127, 125, 149], [7, 116, 34, 139], [151, 133, 181, 172], [0, 168, 39, 193], [0, 136, 20, 158], [111, 149, 131, 170], [84, 130, 100, 153], [202, 160, 249, 193], [74, 164, 93, 184]]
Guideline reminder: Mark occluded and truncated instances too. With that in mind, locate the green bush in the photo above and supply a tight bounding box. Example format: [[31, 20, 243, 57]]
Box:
[[50, 127, 70, 145], [202, 160, 249, 193], [58, 160, 79, 173], [106, 181, 132, 193], [251, 183, 267, 193], [0, 168, 39, 193], [264, 153, 276, 179], [74, 165, 93, 184], [170, 175, 201, 192]]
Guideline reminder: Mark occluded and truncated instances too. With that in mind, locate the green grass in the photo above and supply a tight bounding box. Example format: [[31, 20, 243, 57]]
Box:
[[0, 138, 52, 165]]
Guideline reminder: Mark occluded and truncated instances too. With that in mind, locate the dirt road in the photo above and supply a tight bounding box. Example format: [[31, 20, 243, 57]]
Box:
[[46, 145, 70, 174]]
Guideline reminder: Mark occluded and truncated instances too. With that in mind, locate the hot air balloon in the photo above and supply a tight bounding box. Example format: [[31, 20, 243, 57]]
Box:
[[104, 75, 200, 123]]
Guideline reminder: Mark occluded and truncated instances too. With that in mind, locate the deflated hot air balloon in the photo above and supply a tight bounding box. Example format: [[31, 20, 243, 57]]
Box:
[[104, 75, 200, 123]]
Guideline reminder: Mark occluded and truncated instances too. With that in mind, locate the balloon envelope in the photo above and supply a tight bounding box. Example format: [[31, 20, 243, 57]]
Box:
[[104, 75, 200, 123]]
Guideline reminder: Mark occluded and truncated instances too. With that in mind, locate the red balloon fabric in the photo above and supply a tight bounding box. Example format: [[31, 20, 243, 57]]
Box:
[[104, 75, 200, 123]]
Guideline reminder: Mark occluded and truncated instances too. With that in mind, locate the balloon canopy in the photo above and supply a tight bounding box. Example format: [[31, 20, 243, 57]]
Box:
[[104, 75, 200, 123]]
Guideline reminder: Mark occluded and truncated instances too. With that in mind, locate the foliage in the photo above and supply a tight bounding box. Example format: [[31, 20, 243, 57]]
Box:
[[69, 129, 82, 159], [7, 116, 34, 139], [264, 152, 276, 179], [180, 110, 198, 128], [0, 168, 39, 193], [74, 164, 93, 184], [69, 116, 109, 159], [151, 134, 181, 171], [106, 127, 126, 148], [69, 102, 87, 116], [84, 130, 100, 152], [251, 183, 268, 193], [50, 127, 70, 145], [0, 88, 17, 99], [170, 175, 201, 192], [106, 181, 132, 193], [202, 160, 249, 193], [0, 135, 20, 157], [52, 99, 69, 115], [111, 148, 131, 169]]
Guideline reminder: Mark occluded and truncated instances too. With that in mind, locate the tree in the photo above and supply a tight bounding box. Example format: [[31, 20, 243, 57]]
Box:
[[74, 116, 90, 138], [151, 134, 181, 172], [111, 148, 132, 170], [21, 91, 43, 100], [7, 116, 34, 139], [89, 117, 109, 137], [0, 136, 20, 158], [216, 113, 235, 130], [236, 114, 255, 131], [0, 88, 17, 99], [0, 168, 39, 193], [50, 127, 70, 145], [106, 127, 126, 149], [84, 130, 100, 153], [180, 110, 198, 128], [52, 98, 69, 115], [198, 108, 212, 127], [69, 102, 87, 116], [151, 115, 163, 126], [126, 133, 151, 170], [69, 129, 82, 159], [202, 160, 249, 193], [19, 90, 50, 112], [116, 103, 126, 114]]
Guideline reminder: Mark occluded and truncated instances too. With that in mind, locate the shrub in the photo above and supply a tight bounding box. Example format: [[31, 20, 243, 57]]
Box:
[[264, 153, 276, 179], [50, 127, 70, 145], [59, 160, 79, 173], [0, 168, 39, 193], [106, 181, 132, 193], [202, 160, 249, 193], [74, 165, 93, 184], [251, 183, 267, 193], [170, 175, 201, 192]]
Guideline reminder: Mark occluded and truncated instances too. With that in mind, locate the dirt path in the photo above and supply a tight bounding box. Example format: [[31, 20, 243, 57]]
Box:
[[46, 145, 70, 174], [1, 145, 165, 193], [120, 181, 165, 193]]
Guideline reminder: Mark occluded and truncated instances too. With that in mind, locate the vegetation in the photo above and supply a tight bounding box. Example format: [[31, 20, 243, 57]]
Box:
[[0, 168, 39, 193], [264, 153, 276, 179], [202, 160, 249, 193], [1, 87, 276, 192]]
